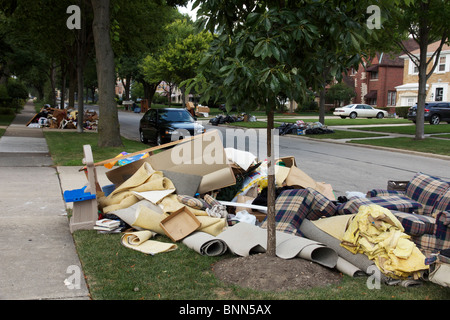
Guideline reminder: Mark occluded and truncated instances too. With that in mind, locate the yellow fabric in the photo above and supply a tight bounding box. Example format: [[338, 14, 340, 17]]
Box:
[[133, 205, 168, 234], [341, 204, 428, 279], [132, 201, 226, 237], [312, 214, 355, 241], [99, 163, 176, 213], [121, 231, 177, 255]]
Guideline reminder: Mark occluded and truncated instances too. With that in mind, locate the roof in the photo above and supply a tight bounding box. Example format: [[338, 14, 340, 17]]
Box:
[[400, 39, 450, 58], [366, 39, 420, 68], [410, 41, 450, 55]]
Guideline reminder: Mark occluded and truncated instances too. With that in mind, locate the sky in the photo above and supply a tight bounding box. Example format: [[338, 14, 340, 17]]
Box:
[[177, 1, 198, 20]]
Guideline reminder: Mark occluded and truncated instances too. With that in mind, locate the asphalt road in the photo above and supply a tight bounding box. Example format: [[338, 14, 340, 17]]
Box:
[[117, 109, 450, 197]]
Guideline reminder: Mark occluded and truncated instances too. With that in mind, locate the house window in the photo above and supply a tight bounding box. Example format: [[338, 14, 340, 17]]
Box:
[[409, 59, 419, 74], [370, 71, 378, 79], [387, 91, 397, 106], [438, 56, 446, 72]]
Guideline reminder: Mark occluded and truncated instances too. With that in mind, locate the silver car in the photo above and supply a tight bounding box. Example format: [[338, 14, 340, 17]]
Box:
[[333, 104, 388, 119]]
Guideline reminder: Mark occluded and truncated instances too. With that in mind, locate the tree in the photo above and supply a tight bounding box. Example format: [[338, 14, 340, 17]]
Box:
[[140, 18, 212, 107], [91, 0, 122, 147], [187, 0, 380, 256], [379, 0, 450, 140], [326, 82, 356, 108]]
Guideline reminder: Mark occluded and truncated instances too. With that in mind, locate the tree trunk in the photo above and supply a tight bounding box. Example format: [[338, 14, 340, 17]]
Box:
[[49, 60, 57, 108], [266, 106, 276, 257], [60, 59, 67, 110], [68, 65, 76, 109], [319, 86, 326, 125], [77, 41, 85, 133], [415, 1, 429, 141], [92, 0, 123, 147]]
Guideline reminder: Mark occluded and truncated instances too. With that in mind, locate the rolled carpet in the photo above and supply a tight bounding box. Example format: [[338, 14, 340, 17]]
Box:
[[182, 232, 228, 256], [216, 222, 338, 268]]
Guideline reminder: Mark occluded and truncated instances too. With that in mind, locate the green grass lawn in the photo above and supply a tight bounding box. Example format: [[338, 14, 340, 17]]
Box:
[[277, 118, 411, 126], [349, 137, 450, 156], [303, 130, 388, 140], [0, 128, 5, 137], [44, 131, 150, 166], [0, 114, 15, 126], [73, 230, 449, 300], [353, 124, 450, 135]]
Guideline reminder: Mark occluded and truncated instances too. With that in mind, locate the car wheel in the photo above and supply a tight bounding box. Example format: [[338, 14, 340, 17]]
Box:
[[430, 114, 440, 125], [340, 116, 347, 119], [376, 112, 384, 119], [349, 112, 357, 119], [139, 130, 148, 143], [156, 133, 162, 146]]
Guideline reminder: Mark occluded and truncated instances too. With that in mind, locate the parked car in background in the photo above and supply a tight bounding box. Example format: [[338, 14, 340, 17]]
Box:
[[407, 101, 450, 125], [139, 108, 205, 145], [333, 104, 388, 119]]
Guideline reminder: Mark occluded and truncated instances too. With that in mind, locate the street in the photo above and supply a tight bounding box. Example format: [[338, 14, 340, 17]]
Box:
[[117, 109, 450, 197]]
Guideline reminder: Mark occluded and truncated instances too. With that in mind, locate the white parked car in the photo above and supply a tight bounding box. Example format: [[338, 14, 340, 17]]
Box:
[[333, 104, 388, 119]]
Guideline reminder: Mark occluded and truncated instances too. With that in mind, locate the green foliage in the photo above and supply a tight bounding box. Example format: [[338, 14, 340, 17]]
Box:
[[140, 19, 213, 89], [395, 106, 411, 119], [326, 82, 356, 106], [185, 1, 378, 115]]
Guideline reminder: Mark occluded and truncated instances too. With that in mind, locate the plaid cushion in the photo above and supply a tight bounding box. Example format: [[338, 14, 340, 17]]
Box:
[[262, 189, 310, 236], [304, 187, 337, 220], [433, 188, 450, 217], [411, 233, 450, 257], [261, 188, 336, 236], [337, 195, 422, 215], [435, 211, 450, 239], [393, 211, 436, 236], [203, 194, 221, 207], [177, 195, 211, 210], [405, 172, 449, 216], [367, 189, 405, 198]]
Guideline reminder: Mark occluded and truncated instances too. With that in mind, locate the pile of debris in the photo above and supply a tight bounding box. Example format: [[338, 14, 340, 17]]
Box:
[[209, 113, 257, 125], [279, 120, 334, 136], [62, 130, 448, 289], [27, 105, 98, 130]]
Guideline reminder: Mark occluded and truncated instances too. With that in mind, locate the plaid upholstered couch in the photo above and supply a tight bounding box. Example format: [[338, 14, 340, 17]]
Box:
[[337, 172, 450, 256], [261, 187, 337, 236]]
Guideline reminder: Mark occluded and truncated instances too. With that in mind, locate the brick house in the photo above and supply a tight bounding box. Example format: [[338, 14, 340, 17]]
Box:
[[395, 40, 450, 106], [344, 39, 419, 109]]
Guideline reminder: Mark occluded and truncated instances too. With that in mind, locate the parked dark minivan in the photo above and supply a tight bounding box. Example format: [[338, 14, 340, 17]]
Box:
[[139, 108, 205, 145], [407, 101, 450, 125]]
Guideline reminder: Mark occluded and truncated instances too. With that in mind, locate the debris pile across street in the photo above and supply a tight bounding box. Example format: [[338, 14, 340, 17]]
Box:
[[26, 105, 98, 130], [63, 130, 450, 289]]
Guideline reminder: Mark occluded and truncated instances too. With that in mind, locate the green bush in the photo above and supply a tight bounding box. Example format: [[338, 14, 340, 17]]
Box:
[[395, 106, 410, 119], [0, 107, 15, 115], [0, 84, 10, 108]]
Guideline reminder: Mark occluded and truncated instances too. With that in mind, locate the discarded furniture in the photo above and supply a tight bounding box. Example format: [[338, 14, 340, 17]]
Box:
[[65, 145, 99, 233], [337, 172, 450, 256], [261, 188, 337, 236]]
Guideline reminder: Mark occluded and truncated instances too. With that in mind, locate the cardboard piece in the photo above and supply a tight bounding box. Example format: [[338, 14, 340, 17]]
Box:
[[106, 130, 236, 194], [284, 166, 336, 200], [159, 207, 201, 241]]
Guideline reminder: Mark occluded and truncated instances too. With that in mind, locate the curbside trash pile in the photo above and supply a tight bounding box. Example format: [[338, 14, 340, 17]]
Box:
[[27, 104, 98, 130], [63, 130, 450, 288]]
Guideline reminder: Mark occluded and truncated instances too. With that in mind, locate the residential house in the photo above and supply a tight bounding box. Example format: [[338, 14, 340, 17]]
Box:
[[345, 39, 419, 110], [396, 40, 450, 106]]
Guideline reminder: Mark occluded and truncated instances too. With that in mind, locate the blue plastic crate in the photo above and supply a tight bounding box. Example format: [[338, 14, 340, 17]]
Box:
[[63, 186, 96, 203]]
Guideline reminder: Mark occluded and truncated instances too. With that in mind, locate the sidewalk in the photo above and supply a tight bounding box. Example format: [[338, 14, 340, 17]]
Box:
[[0, 101, 90, 300]]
